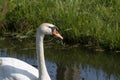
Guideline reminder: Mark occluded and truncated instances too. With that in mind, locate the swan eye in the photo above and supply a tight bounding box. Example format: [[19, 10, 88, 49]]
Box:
[[48, 26, 59, 32], [48, 26, 51, 28]]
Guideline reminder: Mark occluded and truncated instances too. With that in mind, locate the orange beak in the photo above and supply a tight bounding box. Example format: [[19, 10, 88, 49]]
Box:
[[53, 29, 63, 40]]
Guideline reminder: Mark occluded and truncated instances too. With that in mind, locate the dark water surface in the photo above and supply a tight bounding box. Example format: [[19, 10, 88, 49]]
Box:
[[0, 38, 120, 80]]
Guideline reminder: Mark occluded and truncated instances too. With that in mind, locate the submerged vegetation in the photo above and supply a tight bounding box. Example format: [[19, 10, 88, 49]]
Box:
[[0, 0, 120, 50]]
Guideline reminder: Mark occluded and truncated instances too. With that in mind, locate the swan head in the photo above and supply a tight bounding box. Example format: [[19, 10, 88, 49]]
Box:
[[38, 23, 63, 39]]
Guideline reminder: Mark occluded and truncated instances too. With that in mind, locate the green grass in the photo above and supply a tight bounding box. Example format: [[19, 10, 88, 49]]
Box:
[[0, 0, 120, 50]]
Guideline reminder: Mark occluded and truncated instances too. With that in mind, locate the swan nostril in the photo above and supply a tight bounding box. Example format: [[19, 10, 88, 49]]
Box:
[[53, 29, 63, 40]]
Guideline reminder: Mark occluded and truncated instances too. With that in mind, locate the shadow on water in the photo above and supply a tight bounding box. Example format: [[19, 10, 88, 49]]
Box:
[[0, 38, 120, 80]]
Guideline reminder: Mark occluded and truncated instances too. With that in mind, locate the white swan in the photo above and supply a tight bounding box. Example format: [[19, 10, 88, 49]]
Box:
[[0, 23, 63, 80]]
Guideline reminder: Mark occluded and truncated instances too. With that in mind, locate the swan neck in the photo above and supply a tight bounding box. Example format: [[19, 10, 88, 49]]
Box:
[[36, 31, 50, 80]]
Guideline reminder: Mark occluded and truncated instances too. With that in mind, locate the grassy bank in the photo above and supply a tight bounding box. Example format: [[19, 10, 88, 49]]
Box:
[[0, 0, 120, 50]]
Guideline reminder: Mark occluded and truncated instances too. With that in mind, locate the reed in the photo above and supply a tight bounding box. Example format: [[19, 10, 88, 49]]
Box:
[[0, 0, 120, 50]]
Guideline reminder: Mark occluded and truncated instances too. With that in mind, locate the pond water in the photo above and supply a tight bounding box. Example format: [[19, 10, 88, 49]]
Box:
[[0, 38, 120, 80]]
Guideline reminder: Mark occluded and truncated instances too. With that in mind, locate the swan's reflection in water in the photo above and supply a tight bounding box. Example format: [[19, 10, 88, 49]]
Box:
[[0, 47, 120, 80]]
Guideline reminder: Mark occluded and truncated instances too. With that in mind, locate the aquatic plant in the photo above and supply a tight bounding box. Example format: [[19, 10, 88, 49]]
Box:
[[0, 0, 120, 50]]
